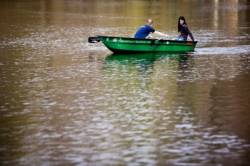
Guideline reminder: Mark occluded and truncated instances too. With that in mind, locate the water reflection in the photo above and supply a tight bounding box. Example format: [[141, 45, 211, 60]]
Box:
[[105, 52, 189, 63], [1, 0, 250, 165], [99, 52, 250, 166], [105, 52, 189, 73]]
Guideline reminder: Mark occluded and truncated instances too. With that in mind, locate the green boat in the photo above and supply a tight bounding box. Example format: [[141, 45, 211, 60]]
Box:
[[88, 36, 197, 53]]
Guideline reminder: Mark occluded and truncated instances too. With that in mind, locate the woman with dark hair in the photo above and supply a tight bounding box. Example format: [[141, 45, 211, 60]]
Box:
[[177, 16, 194, 41]]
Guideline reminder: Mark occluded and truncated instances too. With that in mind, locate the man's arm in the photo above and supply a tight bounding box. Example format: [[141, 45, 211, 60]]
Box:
[[154, 31, 169, 37]]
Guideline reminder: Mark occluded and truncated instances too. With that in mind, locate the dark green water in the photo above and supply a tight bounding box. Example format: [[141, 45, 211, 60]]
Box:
[[0, 0, 250, 165]]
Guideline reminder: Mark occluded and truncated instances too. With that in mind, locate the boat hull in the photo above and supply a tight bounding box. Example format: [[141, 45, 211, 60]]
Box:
[[98, 36, 197, 53]]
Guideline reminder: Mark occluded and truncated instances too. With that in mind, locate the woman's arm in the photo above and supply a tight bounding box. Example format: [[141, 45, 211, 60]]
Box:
[[183, 25, 194, 41], [186, 27, 194, 41], [188, 30, 195, 41]]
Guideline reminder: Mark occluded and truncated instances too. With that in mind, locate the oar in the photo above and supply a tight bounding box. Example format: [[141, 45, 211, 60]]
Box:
[[88, 36, 100, 43]]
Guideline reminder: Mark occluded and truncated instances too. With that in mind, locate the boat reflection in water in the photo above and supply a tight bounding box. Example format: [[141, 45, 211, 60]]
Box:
[[104, 52, 190, 74]]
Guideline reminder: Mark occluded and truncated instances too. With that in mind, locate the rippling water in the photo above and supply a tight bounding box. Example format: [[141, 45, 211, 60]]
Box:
[[0, 0, 250, 165]]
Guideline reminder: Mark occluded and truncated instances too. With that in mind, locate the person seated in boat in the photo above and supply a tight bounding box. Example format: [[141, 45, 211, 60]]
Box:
[[177, 16, 195, 41], [134, 19, 168, 39]]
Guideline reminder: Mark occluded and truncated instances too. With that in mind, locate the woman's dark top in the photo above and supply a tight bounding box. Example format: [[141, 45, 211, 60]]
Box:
[[178, 24, 194, 41]]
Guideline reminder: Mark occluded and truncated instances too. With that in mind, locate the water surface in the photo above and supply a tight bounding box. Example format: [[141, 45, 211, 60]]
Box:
[[0, 0, 250, 165]]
